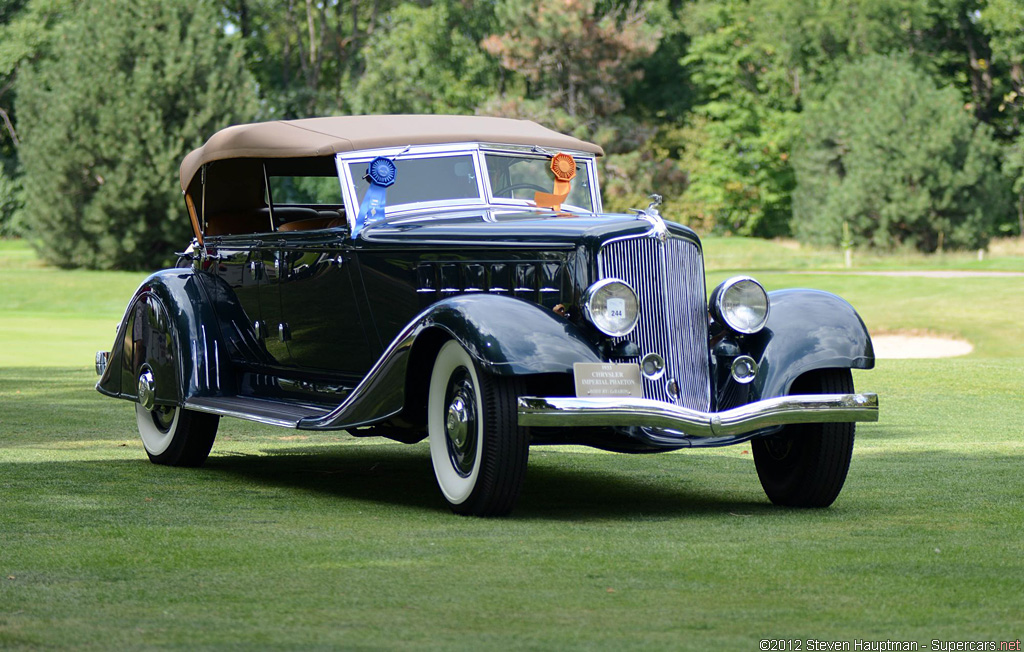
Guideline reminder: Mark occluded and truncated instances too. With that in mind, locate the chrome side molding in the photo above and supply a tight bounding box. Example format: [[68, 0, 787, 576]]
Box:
[[517, 393, 879, 439]]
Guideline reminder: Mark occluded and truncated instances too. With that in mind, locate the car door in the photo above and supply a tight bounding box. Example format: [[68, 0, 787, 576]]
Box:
[[276, 231, 379, 380], [253, 240, 291, 367]]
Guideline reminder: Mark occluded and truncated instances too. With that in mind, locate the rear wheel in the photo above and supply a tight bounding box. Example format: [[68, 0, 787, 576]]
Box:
[[136, 404, 219, 467], [427, 340, 529, 516], [752, 369, 855, 507]]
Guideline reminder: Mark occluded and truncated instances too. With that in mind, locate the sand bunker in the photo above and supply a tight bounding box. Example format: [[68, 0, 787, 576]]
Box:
[[871, 333, 973, 359]]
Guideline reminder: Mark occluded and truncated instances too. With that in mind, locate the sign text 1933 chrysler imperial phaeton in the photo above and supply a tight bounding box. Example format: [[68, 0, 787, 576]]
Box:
[[95, 115, 878, 516]]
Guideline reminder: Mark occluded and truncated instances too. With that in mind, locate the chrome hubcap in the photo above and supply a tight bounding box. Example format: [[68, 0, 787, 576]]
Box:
[[446, 397, 470, 448], [137, 369, 156, 411], [444, 368, 477, 477]]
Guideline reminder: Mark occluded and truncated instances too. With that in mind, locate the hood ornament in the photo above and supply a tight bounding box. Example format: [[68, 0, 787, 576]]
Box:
[[631, 193, 668, 241]]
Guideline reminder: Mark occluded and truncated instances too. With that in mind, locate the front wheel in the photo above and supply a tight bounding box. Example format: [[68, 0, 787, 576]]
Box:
[[752, 369, 856, 507], [136, 404, 219, 467], [427, 340, 529, 516]]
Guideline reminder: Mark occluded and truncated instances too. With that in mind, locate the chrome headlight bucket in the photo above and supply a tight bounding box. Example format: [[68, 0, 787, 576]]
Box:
[[583, 278, 639, 337], [709, 276, 770, 335]]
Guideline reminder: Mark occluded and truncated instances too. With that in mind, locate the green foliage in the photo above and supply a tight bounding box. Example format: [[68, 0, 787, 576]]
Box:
[[793, 54, 1010, 252], [480, 0, 671, 218], [482, 0, 661, 127], [600, 122, 690, 218], [350, 3, 498, 115], [15, 0, 258, 270], [0, 156, 21, 236], [1003, 133, 1024, 236], [980, 0, 1024, 136], [678, 0, 800, 237], [2, 0, 1024, 266]]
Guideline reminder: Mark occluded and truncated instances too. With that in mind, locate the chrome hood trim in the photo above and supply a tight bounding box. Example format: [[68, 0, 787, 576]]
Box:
[[517, 393, 879, 438]]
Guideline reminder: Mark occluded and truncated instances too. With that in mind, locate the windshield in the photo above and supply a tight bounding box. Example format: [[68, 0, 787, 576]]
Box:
[[348, 155, 480, 207], [339, 147, 599, 221], [485, 153, 593, 211]]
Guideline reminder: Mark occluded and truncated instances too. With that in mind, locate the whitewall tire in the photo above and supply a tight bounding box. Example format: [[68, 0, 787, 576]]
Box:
[[427, 339, 529, 516], [135, 403, 219, 467]]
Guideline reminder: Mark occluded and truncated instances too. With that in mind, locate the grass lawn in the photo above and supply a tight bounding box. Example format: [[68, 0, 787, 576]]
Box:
[[702, 234, 1024, 272], [1, 238, 1023, 649]]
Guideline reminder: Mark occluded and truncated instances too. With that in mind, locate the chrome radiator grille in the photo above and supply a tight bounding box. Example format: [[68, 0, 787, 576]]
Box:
[[599, 235, 711, 412]]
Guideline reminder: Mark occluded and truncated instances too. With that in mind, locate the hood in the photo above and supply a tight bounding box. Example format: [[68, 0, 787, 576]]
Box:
[[356, 209, 701, 250]]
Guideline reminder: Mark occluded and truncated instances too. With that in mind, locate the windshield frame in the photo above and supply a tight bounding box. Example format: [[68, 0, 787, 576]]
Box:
[[335, 143, 601, 231]]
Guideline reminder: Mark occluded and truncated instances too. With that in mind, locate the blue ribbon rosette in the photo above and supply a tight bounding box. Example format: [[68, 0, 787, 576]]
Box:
[[354, 156, 397, 237]]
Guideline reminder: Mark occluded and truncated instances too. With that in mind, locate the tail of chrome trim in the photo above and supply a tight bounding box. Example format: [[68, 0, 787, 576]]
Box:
[[517, 393, 879, 439], [95, 351, 109, 376]]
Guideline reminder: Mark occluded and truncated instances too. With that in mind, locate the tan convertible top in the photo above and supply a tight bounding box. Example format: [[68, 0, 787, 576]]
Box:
[[179, 115, 604, 192]]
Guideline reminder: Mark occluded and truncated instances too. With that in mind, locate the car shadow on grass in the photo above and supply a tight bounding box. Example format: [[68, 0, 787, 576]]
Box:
[[203, 443, 773, 520]]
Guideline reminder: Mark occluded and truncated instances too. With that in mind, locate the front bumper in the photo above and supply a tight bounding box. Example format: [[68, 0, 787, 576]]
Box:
[[517, 392, 878, 439]]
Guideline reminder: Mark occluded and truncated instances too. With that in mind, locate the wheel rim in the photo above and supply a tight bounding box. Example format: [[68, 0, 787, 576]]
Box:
[[151, 406, 176, 432], [763, 435, 793, 461], [444, 368, 478, 477], [428, 341, 484, 505]]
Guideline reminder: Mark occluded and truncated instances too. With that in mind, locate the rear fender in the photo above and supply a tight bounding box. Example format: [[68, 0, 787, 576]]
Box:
[[96, 269, 233, 405]]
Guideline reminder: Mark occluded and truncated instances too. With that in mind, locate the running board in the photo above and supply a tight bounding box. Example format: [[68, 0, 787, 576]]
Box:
[[184, 396, 332, 428]]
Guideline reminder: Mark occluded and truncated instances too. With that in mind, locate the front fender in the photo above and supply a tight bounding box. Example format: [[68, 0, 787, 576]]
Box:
[[422, 294, 602, 375], [748, 289, 874, 400], [96, 269, 232, 405], [299, 294, 601, 430]]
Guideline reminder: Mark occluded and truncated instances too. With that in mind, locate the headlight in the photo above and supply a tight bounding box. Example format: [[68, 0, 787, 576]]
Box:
[[709, 276, 769, 334], [583, 278, 639, 337]]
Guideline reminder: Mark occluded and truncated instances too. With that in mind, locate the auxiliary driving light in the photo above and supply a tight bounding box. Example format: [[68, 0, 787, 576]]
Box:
[[709, 276, 770, 335], [641, 352, 665, 380], [582, 278, 639, 337], [730, 355, 758, 384]]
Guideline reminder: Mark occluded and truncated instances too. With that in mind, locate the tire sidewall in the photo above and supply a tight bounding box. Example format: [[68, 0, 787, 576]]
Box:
[[752, 369, 855, 507], [428, 340, 484, 506], [135, 403, 180, 458]]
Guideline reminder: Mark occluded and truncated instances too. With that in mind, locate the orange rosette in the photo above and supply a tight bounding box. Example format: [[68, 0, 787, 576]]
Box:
[[550, 153, 577, 182], [534, 152, 577, 211]]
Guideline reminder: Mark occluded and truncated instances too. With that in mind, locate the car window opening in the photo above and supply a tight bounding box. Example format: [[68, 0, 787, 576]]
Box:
[[199, 158, 348, 236]]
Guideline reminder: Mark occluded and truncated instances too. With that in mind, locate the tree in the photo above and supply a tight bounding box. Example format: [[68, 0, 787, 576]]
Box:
[[1003, 134, 1024, 236], [678, 0, 800, 237], [792, 54, 1010, 252], [481, 0, 661, 131], [479, 0, 671, 215], [16, 0, 258, 269], [0, 0, 75, 235], [350, 2, 499, 115], [980, 0, 1024, 235]]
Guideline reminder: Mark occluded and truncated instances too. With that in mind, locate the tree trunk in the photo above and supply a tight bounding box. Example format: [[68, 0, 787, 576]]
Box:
[[959, 13, 993, 121]]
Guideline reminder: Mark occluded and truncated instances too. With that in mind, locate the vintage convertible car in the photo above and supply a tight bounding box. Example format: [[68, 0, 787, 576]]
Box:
[[95, 115, 878, 516]]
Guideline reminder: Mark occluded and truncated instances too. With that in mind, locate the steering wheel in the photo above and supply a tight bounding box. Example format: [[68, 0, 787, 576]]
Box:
[[494, 182, 550, 198]]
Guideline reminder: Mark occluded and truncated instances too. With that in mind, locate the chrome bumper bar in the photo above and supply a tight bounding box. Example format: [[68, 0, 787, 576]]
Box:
[[517, 393, 878, 438]]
